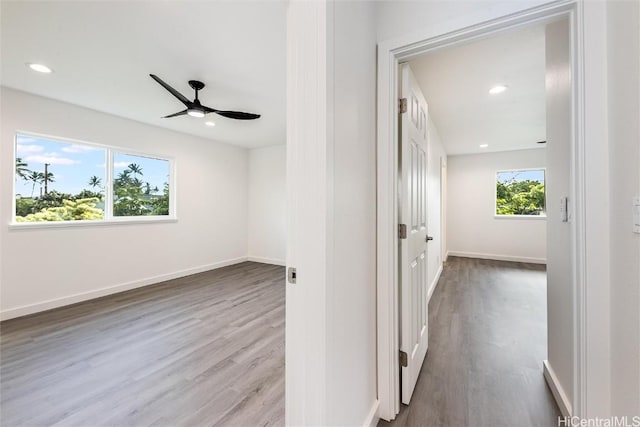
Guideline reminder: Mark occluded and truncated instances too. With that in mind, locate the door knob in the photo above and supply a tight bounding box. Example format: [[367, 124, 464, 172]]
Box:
[[426, 236, 434, 241]]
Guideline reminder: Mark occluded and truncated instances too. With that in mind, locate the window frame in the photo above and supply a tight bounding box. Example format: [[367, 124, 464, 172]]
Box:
[[11, 131, 177, 229], [494, 167, 547, 219]]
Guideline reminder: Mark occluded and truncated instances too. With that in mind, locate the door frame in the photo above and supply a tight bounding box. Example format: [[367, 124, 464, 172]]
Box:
[[376, 0, 592, 420]]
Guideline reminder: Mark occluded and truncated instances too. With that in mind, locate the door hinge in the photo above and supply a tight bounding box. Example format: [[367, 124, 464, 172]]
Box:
[[398, 223, 407, 239], [399, 350, 408, 367], [287, 267, 297, 284], [399, 98, 408, 114]]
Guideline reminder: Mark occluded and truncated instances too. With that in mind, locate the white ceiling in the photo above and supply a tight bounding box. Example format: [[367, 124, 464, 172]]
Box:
[[409, 24, 546, 156], [1, 1, 286, 149]]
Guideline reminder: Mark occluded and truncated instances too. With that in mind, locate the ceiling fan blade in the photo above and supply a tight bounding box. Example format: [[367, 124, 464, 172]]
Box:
[[163, 109, 188, 118], [211, 109, 261, 120], [150, 74, 191, 107]]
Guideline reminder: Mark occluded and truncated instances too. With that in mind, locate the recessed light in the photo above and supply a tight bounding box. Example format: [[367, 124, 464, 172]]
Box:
[[489, 85, 508, 95], [479, 144, 489, 148], [27, 63, 52, 73], [205, 121, 216, 127]]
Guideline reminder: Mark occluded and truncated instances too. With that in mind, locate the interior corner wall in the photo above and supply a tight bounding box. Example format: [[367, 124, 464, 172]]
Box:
[[326, 1, 378, 425], [247, 145, 286, 265], [426, 116, 446, 296], [607, 0, 640, 416], [0, 87, 249, 319], [446, 149, 547, 263]]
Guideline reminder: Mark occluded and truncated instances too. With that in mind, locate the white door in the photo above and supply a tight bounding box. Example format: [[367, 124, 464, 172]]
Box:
[[399, 63, 430, 405]]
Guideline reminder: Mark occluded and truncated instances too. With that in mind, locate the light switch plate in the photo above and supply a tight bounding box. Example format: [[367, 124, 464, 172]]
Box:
[[633, 196, 640, 234], [560, 196, 569, 223]]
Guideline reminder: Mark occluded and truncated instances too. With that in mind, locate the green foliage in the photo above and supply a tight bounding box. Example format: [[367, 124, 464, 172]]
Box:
[[15, 198, 36, 217], [14, 161, 166, 222], [75, 189, 104, 200], [113, 163, 168, 217], [16, 198, 104, 222], [150, 182, 170, 216], [496, 179, 545, 215]]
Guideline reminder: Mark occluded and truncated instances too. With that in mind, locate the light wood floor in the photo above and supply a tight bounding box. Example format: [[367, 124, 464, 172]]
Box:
[[1, 261, 285, 427], [380, 257, 560, 427]]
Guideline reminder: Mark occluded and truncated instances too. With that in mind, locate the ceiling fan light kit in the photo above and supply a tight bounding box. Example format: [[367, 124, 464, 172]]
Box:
[[149, 74, 260, 121]]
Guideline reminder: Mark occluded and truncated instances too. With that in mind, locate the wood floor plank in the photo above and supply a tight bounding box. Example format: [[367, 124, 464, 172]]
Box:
[[379, 257, 560, 427], [1, 261, 285, 427]]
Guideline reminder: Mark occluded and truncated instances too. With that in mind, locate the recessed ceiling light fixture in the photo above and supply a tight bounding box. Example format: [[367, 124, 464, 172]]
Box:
[[479, 144, 489, 148], [489, 85, 508, 95], [27, 63, 52, 73], [205, 121, 216, 127]]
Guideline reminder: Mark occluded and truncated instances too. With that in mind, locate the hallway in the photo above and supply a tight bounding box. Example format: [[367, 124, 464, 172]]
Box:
[[380, 257, 560, 427]]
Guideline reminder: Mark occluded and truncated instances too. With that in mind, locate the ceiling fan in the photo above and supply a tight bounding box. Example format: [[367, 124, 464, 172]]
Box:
[[149, 74, 260, 120]]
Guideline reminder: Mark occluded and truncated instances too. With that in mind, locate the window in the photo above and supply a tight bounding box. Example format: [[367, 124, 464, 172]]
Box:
[[113, 153, 170, 217], [14, 133, 174, 224], [495, 169, 545, 216]]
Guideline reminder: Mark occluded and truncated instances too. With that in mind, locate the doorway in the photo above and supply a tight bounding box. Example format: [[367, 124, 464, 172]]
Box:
[[376, 2, 584, 421]]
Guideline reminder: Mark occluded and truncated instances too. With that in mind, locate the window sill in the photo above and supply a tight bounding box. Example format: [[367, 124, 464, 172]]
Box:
[[8, 217, 178, 230], [493, 215, 547, 220]]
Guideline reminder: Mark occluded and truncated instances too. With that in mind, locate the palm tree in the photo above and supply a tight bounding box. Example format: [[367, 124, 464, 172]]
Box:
[[88, 175, 102, 189], [15, 158, 30, 181], [128, 163, 143, 176], [27, 171, 44, 197]]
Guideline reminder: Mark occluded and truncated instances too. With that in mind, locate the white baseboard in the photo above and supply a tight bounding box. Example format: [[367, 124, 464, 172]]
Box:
[[447, 251, 546, 265], [427, 263, 443, 302], [0, 256, 249, 321], [543, 360, 572, 416], [363, 399, 380, 427], [247, 256, 286, 266]]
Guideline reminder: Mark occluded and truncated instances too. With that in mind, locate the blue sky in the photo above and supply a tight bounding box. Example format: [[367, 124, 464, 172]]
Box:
[[15, 134, 169, 197], [497, 169, 545, 184]]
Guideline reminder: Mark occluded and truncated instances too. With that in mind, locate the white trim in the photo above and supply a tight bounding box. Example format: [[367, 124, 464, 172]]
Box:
[[0, 256, 248, 321], [285, 2, 330, 425], [493, 215, 547, 220], [427, 263, 443, 302], [247, 256, 286, 266], [376, 1, 586, 421], [363, 399, 380, 427], [8, 217, 178, 230], [447, 251, 547, 265], [544, 360, 573, 416]]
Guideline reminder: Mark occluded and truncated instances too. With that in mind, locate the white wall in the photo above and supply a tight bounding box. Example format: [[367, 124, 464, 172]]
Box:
[[426, 117, 446, 296], [447, 149, 547, 263], [247, 145, 286, 265], [0, 87, 249, 319], [607, 0, 640, 417], [375, 0, 554, 42], [286, 1, 378, 425], [544, 18, 575, 414], [327, 1, 378, 424]]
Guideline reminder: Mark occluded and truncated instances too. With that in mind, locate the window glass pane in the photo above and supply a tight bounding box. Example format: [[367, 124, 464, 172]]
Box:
[[15, 134, 106, 222], [112, 153, 170, 217], [496, 169, 545, 216]]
